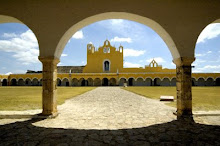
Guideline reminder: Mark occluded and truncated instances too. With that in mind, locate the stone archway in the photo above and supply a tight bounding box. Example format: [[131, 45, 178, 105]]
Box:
[[18, 78, 25, 86], [154, 78, 161, 86], [87, 78, 93, 86], [39, 79, 42, 86], [216, 78, 220, 86], [192, 78, 197, 86], [2, 79, 7, 86], [94, 78, 101, 86], [109, 78, 116, 86], [55, 12, 179, 60], [198, 78, 205, 86], [145, 78, 152, 86], [61, 78, 69, 86], [171, 78, 176, 86], [102, 78, 109, 86], [119, 78, 126, 86], [25, 78, 32, 86], [206, 78, 214, 86], [136, 78, 145, 86], [161, 78, 170, 86], [32, 78, 39, 86], [57, 78, 61, 86], [10, 79, 17, 86], [72, 78, 78, 86]]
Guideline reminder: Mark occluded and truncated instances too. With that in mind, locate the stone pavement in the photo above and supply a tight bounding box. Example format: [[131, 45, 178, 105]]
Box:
[[0, 87, 219, 145]]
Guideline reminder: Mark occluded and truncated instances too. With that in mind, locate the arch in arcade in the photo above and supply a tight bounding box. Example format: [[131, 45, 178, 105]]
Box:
[[17, 78, 25, 86], [102, 78, 109, 86], [10, 78, 17, 86], [192, 78, 197, 86], [128, 77, 135, 86], [136, 77, 145, 86], [72, 78, 78, 86], [25, 78, 32, 86], [161, 77, 170, 86], [205, 77, 214, 86], [145, 78, 152, 86], [94, 78, 101, 86], [79, 78, 88, 86], [109, 78, 116, 86], [32, 78, 39, 86], [57, 78, 61, 86], [2, 79, 8, 86], [153, 77, 161, 86], [170, 78, 176, 86], [119, 77, 127, 86], [216, 78, 220, 86], [87, 78, 93, 86], [197, 78, 205, 86], [39, 79, 42, 86], [61, 78, 69, 86]]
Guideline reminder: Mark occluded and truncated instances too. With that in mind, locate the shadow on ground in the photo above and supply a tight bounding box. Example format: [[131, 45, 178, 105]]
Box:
[[0, 118, 219, 145]]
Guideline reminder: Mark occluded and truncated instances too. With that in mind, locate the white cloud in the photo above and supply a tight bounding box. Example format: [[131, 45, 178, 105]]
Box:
[[196, 59, 206, 63], [195, 53, 206, 57], [0, 30, 39, 65], [110, 36, 132, 43], [72, 30, 83, 39], [203, 65, 220, 69], [5, 72, 12, 75], [193, 65, 220, 73], [207, 51, 212, 54], [124, 62, 142, 68], [2, 33, 17, 38], [197, 23, 220, 43], [61, 53, 68, 57], [123, 48, 145, 57], [110, 19, 123, 25], [146, 57, 166, 63]]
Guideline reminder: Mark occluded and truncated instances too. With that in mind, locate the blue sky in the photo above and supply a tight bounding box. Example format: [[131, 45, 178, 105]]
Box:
[[0, 19, 220, 74]]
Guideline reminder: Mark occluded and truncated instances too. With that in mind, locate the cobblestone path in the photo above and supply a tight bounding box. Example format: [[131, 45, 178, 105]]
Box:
[[0, 87, 219, 145], [33, 87, 176, 129]]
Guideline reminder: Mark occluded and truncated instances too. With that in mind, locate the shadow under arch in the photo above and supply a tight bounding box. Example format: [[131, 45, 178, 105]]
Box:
[[55, 12, 179, 60], [0, 118, 219, 145]]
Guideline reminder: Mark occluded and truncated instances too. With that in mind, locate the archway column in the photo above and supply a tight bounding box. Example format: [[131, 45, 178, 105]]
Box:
[[39, 56, 59, 116], [173, 57, 195, 120]]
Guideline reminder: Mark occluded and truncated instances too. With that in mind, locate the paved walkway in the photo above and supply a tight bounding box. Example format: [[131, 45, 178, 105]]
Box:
[[33, 87, 176, 129], [0, 87, 220, 145]]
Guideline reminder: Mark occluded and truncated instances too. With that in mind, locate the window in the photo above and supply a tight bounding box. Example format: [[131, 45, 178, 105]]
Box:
[[103, 47, 110, 53], [104, 61, 110, 71]]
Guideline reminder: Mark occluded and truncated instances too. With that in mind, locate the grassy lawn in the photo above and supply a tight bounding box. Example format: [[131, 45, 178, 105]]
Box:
[[0, 87, 95, 111], [123, 87, 220, 111]]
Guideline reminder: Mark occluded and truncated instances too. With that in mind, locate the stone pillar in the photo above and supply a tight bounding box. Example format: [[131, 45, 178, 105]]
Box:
[[39, 56, 59, 116], [173, 57, 195, 120]]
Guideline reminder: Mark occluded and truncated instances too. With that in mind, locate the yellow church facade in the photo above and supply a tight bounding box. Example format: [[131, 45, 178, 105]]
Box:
[[1, 40, 220, 87]]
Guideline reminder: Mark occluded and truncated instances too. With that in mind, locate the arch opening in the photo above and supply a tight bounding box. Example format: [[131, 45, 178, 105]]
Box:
[[55, 12, 179, 60], [102, 78, 109, 86]]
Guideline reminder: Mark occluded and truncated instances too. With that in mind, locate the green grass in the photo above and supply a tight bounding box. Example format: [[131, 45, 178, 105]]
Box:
[[0, 87, 95, 111], [123, 87, 220, 111]]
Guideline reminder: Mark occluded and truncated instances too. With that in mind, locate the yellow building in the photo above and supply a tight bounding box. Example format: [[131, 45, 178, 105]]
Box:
[[1, 40, 220, 87]]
